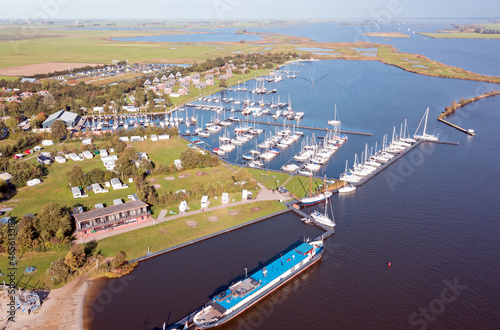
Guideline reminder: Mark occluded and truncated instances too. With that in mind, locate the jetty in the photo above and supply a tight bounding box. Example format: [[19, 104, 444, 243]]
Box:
[[438, 117, 476, 136], [353, 140, 423, 187], [240, 119, 372, 136]]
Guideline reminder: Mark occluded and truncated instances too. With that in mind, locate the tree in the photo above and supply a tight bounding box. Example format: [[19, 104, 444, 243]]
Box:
[[71, 244, 86, 267], [51, 119, 68, 142], [232, 168, 252, 184], [8, 162, 43, 187], [113, 251, 127, 268], [64, 251, 78, 271], [46, 258, 71, 284], [34, 203, 72, 244], [67, 166, 89, 188], [16, 215, 38, 253]]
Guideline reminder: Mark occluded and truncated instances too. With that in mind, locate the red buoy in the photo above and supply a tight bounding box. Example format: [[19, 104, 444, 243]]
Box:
[[388, 262, 391, 268]]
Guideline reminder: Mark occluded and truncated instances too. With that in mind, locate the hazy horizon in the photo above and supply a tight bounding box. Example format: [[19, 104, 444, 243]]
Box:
[[0, 0, 498, 21]]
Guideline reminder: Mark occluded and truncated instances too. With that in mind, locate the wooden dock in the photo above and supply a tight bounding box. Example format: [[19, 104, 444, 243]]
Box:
[[438, 117, 476, 136]]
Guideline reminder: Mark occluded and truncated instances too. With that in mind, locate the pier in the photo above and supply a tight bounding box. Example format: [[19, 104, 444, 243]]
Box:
[[353, 140, 423, 187], [240, 119, 373, 136], [438, 117, 476, 136]]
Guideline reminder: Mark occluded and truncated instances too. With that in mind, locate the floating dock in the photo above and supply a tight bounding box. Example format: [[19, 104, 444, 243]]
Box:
[[438, 117, 475, 136]]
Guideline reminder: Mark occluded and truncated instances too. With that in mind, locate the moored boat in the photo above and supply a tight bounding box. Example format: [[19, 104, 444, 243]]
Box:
[[193, 240, 324, 329]]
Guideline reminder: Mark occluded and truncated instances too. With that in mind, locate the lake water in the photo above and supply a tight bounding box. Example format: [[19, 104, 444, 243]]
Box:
[[86, 22, 500, 330]]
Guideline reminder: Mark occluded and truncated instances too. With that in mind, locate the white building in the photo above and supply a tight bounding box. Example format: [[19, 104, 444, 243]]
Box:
[[82, 151, 94, 159], [71, 187, 82, 198], [179, 201, 188, 213], [110, 178, 128, 190], [91, 183, 108, 194], [42, 140, 54, 146], [222, 193, 229, 204], [55, 156, 66, 163], [68, 153, 83, 161], [201, 196, 210, 209], [82, 138, 92, 145], [99, 149, 109, 157]]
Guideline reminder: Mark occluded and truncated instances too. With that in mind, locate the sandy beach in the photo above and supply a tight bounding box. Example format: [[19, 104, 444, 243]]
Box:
[[0, 277, 91, 330]]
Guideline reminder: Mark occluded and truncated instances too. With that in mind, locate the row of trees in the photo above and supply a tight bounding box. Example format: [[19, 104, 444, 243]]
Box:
[[0, 202, 73, 254]]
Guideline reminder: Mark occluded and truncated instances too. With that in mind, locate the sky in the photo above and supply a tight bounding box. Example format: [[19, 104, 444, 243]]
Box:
[[0, 0, 498, 20]]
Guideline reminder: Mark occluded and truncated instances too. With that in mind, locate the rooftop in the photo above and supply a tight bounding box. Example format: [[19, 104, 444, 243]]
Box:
[[73, 200, 148, 223]]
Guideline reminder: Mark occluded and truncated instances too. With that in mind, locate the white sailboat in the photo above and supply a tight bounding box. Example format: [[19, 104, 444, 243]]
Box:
[[310, 197, 335, 228], [414, 107, 438, 141]]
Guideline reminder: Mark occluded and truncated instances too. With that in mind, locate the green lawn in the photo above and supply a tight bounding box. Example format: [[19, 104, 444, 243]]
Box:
[[94, 200, 286, 260], [128, 136, 188, 166], [0, 251, 67, 289]]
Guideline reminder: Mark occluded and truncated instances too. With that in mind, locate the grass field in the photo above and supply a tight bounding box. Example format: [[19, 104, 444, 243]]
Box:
[[95, 200, 286, 260], [7, 137, 193, 219], [0, 251, 67, 289]]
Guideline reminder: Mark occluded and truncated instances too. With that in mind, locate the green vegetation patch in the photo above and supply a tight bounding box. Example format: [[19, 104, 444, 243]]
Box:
[[95, 200, 286, 260]]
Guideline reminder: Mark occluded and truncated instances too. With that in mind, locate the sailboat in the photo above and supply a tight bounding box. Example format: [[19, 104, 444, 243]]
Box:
[[338, 181, 356, 194], [414, 107, 438, 141], [300, 175, 333, 206], [310, 197, 335, 227], [328, 105, 341, 126]]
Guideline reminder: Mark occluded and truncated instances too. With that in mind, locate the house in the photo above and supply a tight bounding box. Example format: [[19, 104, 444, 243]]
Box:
[[20, 91, 33, 98], [219, 74, 228, 81], [179, 81, 190, 89], [192, 73, 201, 80], [205, 74, 214, 80], [101, 155, 118, 171], [176, 71, 182, 78], [82, 138, 92, 145], [68, 153, 83, 161], [144, 79, 152, 86], [195, 81, 206, 89], [152, 77, 160, 84], [73, 199, 151, 237], [91, 183, 107, 194], [42, 110, 80, 129], [36, 155, 52, 166], [55, 155, 66, 163], [99, 149, 108, 157], [110, 178, 128, 190], [71, 187, 83, 198], [27, 179, 41, 186], [158, 134, 169, 140], [201, 196, 210, 209], [206, 79, 215, 86], [179, 201, 188, 213], [0, 172, 13, 183], [178, 88, 189, 96], [37, 90, 50, 96], [21, 77, 37, 83], [42, 140, 54, 146], [82, 151, 93, 159], [160, 75, 168, 82], [150, 134, 158, 141], [130, 136, 142, 142], [222, 192, 229, 204]]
